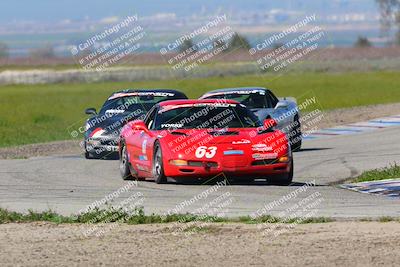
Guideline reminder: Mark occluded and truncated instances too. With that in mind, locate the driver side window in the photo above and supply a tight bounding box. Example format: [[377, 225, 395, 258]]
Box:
[[267, 91, 279, 108], [144, 108, 157, 130]]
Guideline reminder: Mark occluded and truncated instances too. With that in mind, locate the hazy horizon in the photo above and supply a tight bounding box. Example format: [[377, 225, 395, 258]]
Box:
[[0, 0, 389, 57], [0, 0, 379, 23]]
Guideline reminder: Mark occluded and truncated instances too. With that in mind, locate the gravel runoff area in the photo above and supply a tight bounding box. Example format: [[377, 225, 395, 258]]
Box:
[[1, 102, 400, 160], [0, 222, 399, 266]]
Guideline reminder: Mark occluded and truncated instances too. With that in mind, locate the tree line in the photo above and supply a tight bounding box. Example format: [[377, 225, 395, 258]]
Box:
[[177, 32, 251, 53]]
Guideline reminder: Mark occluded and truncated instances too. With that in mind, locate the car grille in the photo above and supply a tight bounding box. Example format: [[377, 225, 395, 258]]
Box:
[[251, 159, 279, 166], [188, 161, 218, 167]]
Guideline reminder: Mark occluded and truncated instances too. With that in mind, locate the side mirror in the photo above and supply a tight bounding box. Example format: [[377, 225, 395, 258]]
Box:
[[264, 118, 277, 129], [275, 101, 288, 109], [131, 120, 149, 132], [85, 108, 97, 115]]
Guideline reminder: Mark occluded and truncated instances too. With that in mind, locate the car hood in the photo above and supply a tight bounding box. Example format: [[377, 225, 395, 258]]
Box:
[[87, 111, 144, 137]]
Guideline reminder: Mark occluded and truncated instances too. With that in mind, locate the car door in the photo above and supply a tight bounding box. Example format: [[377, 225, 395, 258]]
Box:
[[135, 107, 159, 177]]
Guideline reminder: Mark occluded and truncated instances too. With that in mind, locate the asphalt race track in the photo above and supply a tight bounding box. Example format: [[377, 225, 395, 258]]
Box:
[[0, 126, 399, 219]]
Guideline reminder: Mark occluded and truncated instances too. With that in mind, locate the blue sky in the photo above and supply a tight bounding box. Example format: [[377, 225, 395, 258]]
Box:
[[0, 0, 378, 23]]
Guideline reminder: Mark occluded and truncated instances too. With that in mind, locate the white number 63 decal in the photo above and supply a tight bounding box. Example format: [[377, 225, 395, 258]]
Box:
[[195, 146, 217, 159]]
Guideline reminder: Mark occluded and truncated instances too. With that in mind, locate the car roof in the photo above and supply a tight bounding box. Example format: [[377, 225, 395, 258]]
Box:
[[202, 87, 271, 95], [107, 89, 188, 101], [112, 88, 185, 94], [108, 89, 187, 99], [158, 99, 240, 107]]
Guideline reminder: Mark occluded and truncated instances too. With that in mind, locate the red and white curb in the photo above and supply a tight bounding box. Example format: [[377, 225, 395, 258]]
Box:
[[303, 114, 400, 140], [341, 178, 400, 198]]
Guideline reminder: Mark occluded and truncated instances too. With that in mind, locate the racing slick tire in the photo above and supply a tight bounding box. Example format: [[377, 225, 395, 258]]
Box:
[[84, 151, 92, 159], [292, 138, 302, 152], [153, 142, 167, 184], [84, 141, 97, 159], [291, 115, 302, 152], [119, 144, 134, 180], [268, 159, 294, 186]]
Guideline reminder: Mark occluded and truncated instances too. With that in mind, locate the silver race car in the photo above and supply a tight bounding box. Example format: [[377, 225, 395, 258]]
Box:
[[199, 87, 302, 151]]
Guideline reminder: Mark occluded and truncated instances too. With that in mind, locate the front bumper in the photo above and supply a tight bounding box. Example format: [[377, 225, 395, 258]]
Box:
[[164, 160, 291, 179], [85, 137, 119, 155]]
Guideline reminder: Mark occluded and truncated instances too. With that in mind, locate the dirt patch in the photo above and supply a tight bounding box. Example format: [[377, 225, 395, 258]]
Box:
[[0, 140, 82, 159], [317, 102, 400, 129], [0, 222, 399, 266], [1, 102, 400, 160]]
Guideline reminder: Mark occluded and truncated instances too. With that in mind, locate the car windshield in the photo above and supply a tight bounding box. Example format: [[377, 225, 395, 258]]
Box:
[[99, 94, 182, 115], [155, 104, 262, 130], [203, 92, 274, 109]]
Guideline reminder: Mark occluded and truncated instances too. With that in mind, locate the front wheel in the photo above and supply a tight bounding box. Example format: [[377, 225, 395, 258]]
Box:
[[292, 138, 302, 152], [153, 143, 167, 184], [291, 116, 302, 152], [84, 150, 92, 159], [268, 159, 293, 186], [120, 145, 133, 180], [84, 141, 96, 159]]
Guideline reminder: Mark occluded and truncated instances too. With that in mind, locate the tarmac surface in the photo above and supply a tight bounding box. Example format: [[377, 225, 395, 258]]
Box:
[[0, 126, 399, 219]]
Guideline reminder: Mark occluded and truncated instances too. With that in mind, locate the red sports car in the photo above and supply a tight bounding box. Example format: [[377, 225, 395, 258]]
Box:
[[119, 99, 293, 185]]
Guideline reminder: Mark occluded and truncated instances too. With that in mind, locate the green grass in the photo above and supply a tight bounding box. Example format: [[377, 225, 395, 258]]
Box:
[[0, 64, 80, 72], [0, 209, 74, 224], [1, 71, 400, 147], [0, 207, 334, 225], [2, 207, 398, 225], [359, 216, 400, 222], [378, 216, 397, 222], [353, 163, 400, 183]]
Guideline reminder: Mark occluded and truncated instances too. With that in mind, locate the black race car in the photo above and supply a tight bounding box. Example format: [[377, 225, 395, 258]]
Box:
[[84, 89, 188, 159]]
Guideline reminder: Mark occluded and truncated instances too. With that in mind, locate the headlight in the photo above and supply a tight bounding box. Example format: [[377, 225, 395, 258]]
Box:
[[278, 156, 290, 163], [89, 128, 105, 138], [169, 159, 188, 166]]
